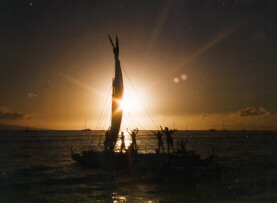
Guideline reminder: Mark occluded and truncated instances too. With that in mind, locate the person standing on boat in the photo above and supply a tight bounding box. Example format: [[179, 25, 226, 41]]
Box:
[[160, 126, 176, 153], [120, 131, 126, 153], [152, 130, 164, 153], [127, 128, 138, 149], [104, 129, 111, 151], [178, 138, 188, 154]]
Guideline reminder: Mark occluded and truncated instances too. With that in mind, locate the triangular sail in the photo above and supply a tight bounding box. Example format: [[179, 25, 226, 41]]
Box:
[[108, 35, 124, 151]]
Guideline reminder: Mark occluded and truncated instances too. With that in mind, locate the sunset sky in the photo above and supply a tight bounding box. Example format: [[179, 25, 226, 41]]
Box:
[[0, 0, 276, 130]]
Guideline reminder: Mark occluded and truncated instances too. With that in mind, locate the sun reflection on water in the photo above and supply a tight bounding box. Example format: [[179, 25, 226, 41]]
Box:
[[112, 193, 127, 203], [115, 130, 131, 151]]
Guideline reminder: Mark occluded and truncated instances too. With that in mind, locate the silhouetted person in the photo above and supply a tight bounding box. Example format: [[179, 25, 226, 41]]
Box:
[[120, 132, 126, 153], [160, 126, 176, 153], [104, 129, 111, 151], [126, 143, 138, 174], [152, 130, 164, 153], [178, 138, 188, 154], [127, 128, 138, 149]]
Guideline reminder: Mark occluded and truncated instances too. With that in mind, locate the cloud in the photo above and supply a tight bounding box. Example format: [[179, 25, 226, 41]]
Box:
[[238, 107, 269, 117], [202, 114, 212, 118], [0, 106, 27, 120], [0, 112, 25, 120]]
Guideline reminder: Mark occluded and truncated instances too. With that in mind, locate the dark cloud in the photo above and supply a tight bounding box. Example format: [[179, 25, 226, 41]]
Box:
[[238, 107, 269, 117], [0, 111, 26, 120], [202, 114, 211, 118]]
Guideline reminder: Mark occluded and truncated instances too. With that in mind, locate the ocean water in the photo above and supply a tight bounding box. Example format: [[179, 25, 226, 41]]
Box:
[[0, 130, 276, 202]]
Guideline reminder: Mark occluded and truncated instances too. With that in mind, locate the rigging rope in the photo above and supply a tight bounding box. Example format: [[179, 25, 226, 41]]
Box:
[[97, 98, 111, 147], [94, 86, 112, 131], [121, 65, 159, 130], [88, 86, 111, 148], [103, 99, 112, 130], [126, 111, 147, 131], [124, 111, 134, 131], [98, 98, 110, 131], [97, 99, 112, 147]]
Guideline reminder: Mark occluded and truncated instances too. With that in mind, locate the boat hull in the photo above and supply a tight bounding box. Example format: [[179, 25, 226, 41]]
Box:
[[71, 149, 219, 179]]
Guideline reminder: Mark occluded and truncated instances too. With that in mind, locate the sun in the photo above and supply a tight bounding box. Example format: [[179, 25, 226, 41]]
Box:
[[119, 92, 140, 113]]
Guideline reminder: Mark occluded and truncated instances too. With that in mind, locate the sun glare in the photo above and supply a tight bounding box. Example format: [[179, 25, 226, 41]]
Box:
[[119, 92, 140, 113]]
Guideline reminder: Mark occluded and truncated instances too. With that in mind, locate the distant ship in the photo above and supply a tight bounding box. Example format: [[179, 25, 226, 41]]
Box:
[[185, 124, 189, 132], [82, 119, 92, 131], [82, 128, 92, 131], [222, 120, 228, 132], [23, 128, 32, 133]]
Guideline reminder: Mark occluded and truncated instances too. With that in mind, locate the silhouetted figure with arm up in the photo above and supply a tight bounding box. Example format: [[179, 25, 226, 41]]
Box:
[[152, 130, 164, 153], [160, 126, 176, 153], [120, 132, 126, 153], [127, 128, 138, 149]]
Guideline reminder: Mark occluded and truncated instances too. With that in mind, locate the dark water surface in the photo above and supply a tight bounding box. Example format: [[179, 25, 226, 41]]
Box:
[[0, 130, 276, 202]]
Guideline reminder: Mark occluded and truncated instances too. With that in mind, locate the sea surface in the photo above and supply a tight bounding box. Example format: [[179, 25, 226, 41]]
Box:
[[0, 130, 276, 202]]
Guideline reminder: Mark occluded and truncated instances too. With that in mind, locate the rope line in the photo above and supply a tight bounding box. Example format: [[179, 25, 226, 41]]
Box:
[[95, 86, 112, 131], [127, 112, 147, 131], [97, 99, 111, 147], [103, 100, 111, 130], [98, 99, 110, 131], [121, 64, 159, 130], [124, 111, 136, 130], [88, 86, 111, 148]]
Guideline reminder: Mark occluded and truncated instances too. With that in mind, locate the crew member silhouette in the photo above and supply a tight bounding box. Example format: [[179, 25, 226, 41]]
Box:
[[178, 138, 188, 154], [127, 128, 138, 149], [103, 128, 111, 151], [160, 126, 176, 153], [152, 130, 164, 153], [120, 132, 126, 153]]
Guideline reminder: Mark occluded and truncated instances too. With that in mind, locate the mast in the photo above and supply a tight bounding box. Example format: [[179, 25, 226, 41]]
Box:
[[108, 35, 124, 151]]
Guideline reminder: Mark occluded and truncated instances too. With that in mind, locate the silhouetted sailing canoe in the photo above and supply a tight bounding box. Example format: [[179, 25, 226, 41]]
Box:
[[71, 36, 218, 176], [72, 34, 126, 165], [71, 148, 217, 175]]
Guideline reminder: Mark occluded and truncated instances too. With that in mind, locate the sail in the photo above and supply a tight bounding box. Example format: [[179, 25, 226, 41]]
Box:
[[108, 35, 124, 151]]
